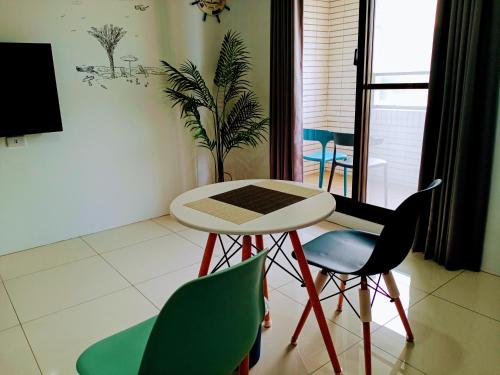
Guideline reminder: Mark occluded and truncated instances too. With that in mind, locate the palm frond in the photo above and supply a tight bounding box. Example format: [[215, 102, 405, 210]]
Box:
[[222, 91, 269, 156], [224, 91, 263, 130], [222, 118, 270, 158], [161, 60, 215, 109], [180, 99, 214, 151], [214, 30, 251, 101]]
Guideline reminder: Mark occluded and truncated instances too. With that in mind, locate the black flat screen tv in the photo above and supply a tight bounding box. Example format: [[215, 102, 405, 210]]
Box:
[[0, 42, 63, 137]]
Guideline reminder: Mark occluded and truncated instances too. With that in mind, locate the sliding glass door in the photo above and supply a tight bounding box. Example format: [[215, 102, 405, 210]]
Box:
[[303, 0, 437, 222]]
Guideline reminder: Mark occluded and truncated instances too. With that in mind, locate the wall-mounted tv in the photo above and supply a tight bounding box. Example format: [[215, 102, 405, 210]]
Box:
[[0, 42, 63, 137]]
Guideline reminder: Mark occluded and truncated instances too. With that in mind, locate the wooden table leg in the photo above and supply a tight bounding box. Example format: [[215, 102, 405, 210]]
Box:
[[289, 230, 342, 374], [198, 233, 217, 277], [255, 234, 272, 328]]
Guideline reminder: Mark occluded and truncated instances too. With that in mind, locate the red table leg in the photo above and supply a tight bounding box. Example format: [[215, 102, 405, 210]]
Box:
[[289, 230, 342, 374], [239, 235, 253, 373], [198, 233, 217, 277], [242, 235, 252, 260], [255, 235, 272, 328], [239, 354, 249, 375]]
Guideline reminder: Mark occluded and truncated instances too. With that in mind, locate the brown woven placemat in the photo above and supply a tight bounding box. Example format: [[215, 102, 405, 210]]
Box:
[[184, 181, 321, 224], [210, 185, 305, 215]]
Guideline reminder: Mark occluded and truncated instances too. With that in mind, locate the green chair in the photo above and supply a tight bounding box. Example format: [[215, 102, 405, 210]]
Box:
[[76, 250, 268, 375], [303, 128, 348, 188]]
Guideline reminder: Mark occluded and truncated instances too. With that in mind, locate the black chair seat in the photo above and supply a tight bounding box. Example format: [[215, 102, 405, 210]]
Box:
[[292, 230, 379, 274]]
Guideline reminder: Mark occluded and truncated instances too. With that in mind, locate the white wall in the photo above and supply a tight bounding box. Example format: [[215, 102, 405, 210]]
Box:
[[0, 0, 270, 255], [481, 98, 500, 275]]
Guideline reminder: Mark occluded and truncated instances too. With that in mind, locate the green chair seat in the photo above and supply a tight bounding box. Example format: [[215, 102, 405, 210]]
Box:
[[303, 150, 348, 162], [77, 317, 156, 375]]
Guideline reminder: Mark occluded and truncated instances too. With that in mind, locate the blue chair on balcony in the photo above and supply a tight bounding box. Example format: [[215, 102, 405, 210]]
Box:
[[303, 129, 347, 188]]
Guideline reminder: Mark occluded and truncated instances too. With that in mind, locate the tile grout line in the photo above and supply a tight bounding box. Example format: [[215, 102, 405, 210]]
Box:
[[17, 286, 132, 326], [369, 341, 429, 374], [0, 220, 174, 283], [80, 234, 213, 289], [80, 237, 162, 312], [273, 287, 366, 340], [426, 269, 465, 295], [132, 260, 203, 289], [0, 217, 168, 262], [420, 267, 500, 322], [1, 278, 43, 375], [82, 230, 174, 256], [151, 217, 189, 232], [269, 290, 366, 374], [2, 252, 99, 283], [430, 294, 500, 324]]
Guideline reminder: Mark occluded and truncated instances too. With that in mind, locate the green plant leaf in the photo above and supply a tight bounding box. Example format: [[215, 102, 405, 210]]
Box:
[[161, 60, 215, 109], [162, 30, 270, 176], [222, 91, 269, 157]]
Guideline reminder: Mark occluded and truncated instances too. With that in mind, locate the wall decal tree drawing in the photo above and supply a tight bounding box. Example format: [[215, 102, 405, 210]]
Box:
[[88, 24, 126, 79]]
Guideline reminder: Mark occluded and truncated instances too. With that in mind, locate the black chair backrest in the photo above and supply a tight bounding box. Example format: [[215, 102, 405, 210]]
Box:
[[332, 132, 355, 147], [359, 179, 442, 275]]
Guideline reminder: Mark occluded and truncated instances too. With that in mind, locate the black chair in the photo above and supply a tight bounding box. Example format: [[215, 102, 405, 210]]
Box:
[[290, 179, 442, 375]]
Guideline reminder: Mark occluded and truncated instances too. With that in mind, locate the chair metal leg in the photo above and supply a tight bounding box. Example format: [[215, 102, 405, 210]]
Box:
[[382, 272, 414, 342], [289, 231, 342, 374], [255, 235, 272, 328], [238, 354, 249, 375], [360, 277, 372, 375], [327, 164, 336, 192], [291, 269, 328, 344], [383, 163, 388, 207], [319, 160, 325, 188], [198, 233, 217, 277], [336, 274, 348, 312], [343, 167, 347, 196]]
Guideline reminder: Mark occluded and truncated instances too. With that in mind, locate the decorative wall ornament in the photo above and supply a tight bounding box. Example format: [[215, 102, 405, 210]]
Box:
[[190, 0, 230, 23]]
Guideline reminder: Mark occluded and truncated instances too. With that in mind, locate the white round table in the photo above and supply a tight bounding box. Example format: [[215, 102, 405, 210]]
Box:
[[170, 179, 342, 374], [170, 179, 335, 235]]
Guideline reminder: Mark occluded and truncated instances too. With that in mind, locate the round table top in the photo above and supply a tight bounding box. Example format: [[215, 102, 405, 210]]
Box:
[[170, 179, 336, 235]]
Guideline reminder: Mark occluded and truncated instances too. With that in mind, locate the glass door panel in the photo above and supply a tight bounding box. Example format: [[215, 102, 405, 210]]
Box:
[[302, 0, 359, 196], [365, 0, 437, 209], [366, 89, 427, 208]]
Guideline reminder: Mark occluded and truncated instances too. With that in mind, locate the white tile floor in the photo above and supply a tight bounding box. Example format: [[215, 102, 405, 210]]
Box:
[[0, 216, 499, 375]]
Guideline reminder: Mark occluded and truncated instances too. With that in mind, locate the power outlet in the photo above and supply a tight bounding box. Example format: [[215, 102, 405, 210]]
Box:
[[6, 135, 26, 147]]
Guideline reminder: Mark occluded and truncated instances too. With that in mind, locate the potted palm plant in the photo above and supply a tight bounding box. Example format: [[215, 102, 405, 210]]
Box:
[[161, 31, 270, 183]]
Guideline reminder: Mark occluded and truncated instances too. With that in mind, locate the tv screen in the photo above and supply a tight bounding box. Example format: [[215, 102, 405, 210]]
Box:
[[0, 42, 63, 137]]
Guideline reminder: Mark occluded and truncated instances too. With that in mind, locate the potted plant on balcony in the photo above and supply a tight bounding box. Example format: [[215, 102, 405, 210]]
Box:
[[161, 31, 270, 183]]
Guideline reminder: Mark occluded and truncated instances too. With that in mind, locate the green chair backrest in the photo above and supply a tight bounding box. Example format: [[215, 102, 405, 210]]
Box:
[[138, 250, 268, 375], [303, 128, 335, 153]]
